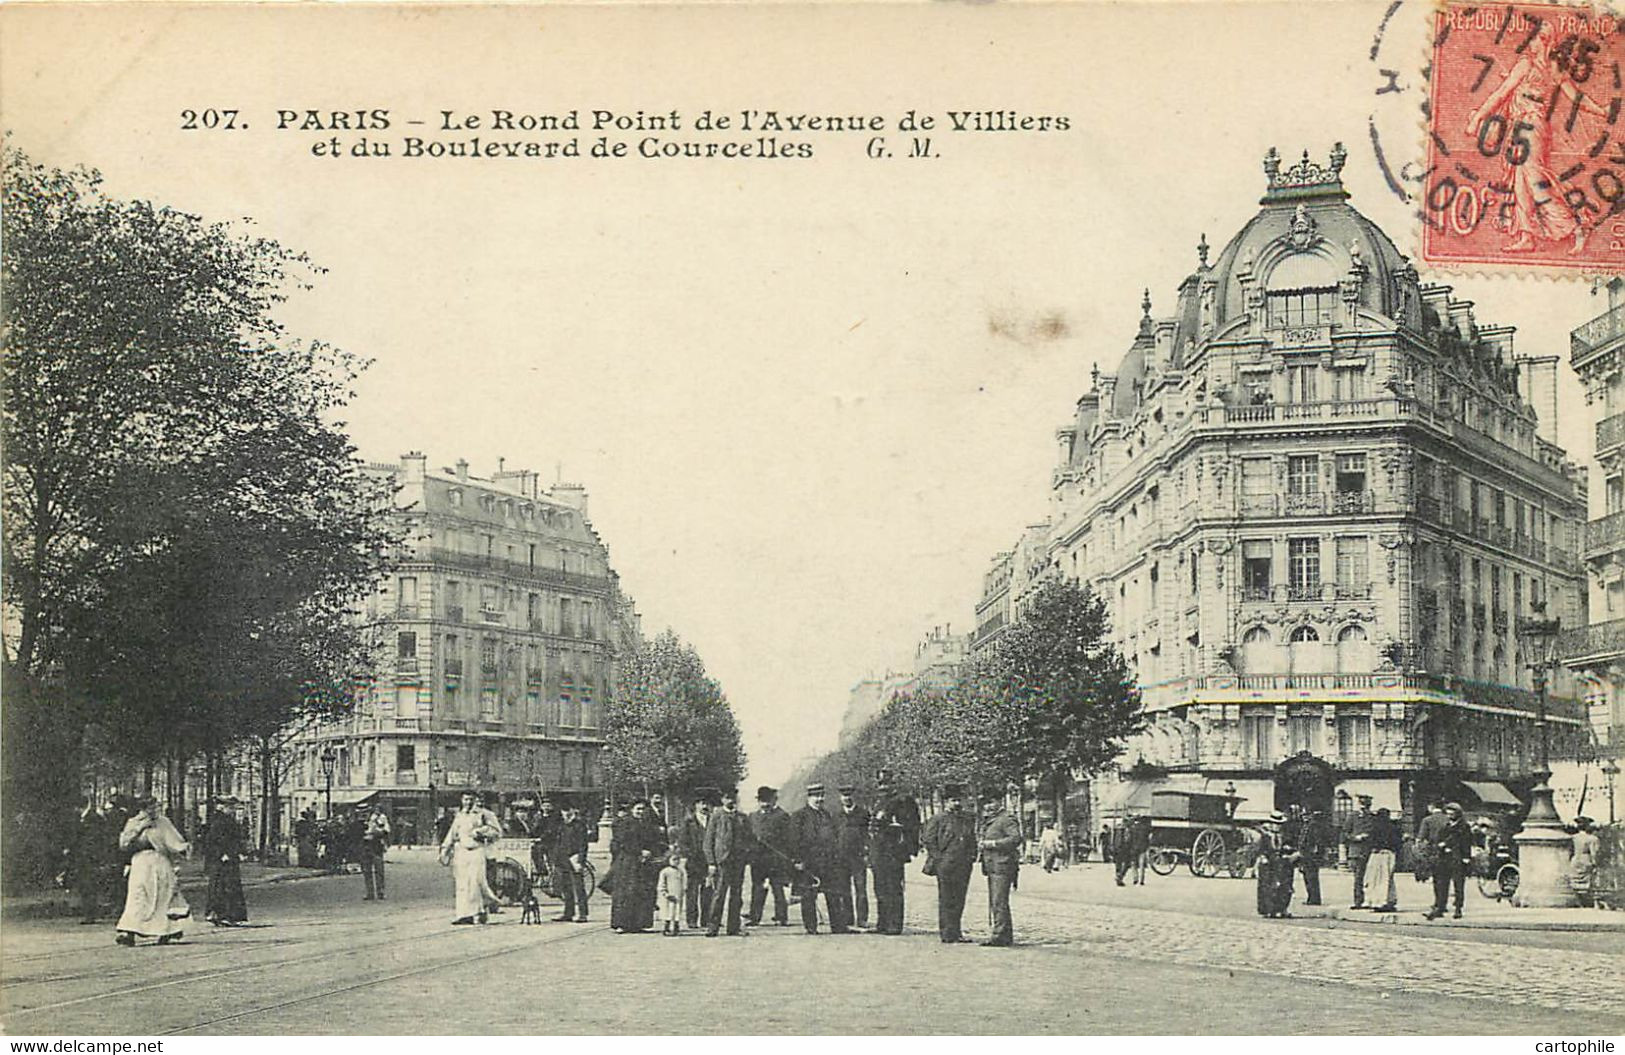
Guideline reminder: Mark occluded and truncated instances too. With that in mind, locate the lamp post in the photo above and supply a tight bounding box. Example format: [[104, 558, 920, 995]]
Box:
[[1603, 758, 1620, 826], [1513, 613, 1578, 908], [320, 746, 337, 819]]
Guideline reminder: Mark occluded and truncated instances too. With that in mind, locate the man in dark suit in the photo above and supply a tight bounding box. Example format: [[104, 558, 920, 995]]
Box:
[[676, 792, 714, 929], [978, 795, 1023, 946], [551, 800, 591, 922], [1425, 801, 1474, 920], [747, 786, 792, 926], [834, 785, 871, 929], [1343, 794, 1375, 907], [703, 787, 752, 936], [919, 784, 977, 942], [868, 768, 920, 935], [789, 783, 852, 934]]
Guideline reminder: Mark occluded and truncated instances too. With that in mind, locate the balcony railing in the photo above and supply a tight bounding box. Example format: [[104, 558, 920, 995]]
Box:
[[1286, 584, 1321, 602], [1331, 490, 1374, 514], [1284, 491, 1324, 515], [395, 768, 418, 785], [396, 657, 419, 675], [1183, 672, 1583, 720], [1586, 511, 1625, 557], [1559, 617, 1625, 660], [1242, 585, 1272, 602], [1599, 411, 1625, 453], [426, 548, 612, 595], [1572, 302, 1625, 360], [1334, 582, 1373, 600]]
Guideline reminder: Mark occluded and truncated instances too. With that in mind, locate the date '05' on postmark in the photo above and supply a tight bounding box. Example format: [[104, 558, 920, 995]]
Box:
[[1424, 2, 1625, 273]]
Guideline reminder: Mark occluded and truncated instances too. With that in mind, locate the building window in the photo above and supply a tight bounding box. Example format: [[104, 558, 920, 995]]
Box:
[[1335, 537, 1368, 594], [480, 686, 497, 720], [560, 598, 575, 637], [397, 631, 417, 659], [1287, 711, 1322, 755], [1241, 458, 1274, 513], [1334, 453, 1366, 493], [1288, 538, 1321, 596], [1243, 541, 1272, 600], [480, 637, 498, 678], [1337, 714, 1372, 761], [1285, 362, 1318, 403], [1287, 456, 1319, 496], [1333, 365, 1368, 401], [445, 581, 463, 621], [1336, 624, 1370, 671], [1242, 712, 1276, 763], [398, 576, 418, 614], [1266, 287, 1339, 328], [397, 745, 415, 773]]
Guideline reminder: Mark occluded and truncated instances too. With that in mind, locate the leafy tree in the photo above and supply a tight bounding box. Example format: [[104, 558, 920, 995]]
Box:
[[604, 630, 747, 813], [970, 576, 1143, 795], [1, 145, 394, 850]]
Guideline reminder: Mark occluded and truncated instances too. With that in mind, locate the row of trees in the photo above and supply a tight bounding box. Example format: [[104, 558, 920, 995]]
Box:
[[2, 146, 397, 887], [802, 578, 1144, 816], [602, 629, 748, 820]]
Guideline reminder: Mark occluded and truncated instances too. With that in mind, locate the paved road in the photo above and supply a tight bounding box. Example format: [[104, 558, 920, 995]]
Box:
[[3, 853, 1621, 1035]]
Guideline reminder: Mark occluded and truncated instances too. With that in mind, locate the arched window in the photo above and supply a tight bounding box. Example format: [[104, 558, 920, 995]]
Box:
[[1335, 624, 1371, 673], [1241, 626, 1273, 674], [1288, 625, 1323, 674]]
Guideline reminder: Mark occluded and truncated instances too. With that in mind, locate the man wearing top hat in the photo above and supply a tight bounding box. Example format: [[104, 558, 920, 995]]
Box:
[[789, 782, 853, 934], [1343, 793, 1376, 908], [920, 783, 977, 942], [747, 785, 792, 926], [703, 787, 752, 936], [551, 799, 592, 922], [834, 784, 871, 929], [868, 768, 921, 936]]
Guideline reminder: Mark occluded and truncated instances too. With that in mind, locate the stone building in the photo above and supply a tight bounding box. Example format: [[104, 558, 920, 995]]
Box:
[[971, 521, 1052, 657], [281, 454, 639, 842], [1048, 146, 1590, 829], [1562, 276, 1625, 818], [836, 625, 971, 747]]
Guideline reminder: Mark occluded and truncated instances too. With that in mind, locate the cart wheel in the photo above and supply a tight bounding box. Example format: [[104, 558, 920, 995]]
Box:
[[487, 857, 529, 905], [1190, 829, 1226, 878], [1148, 848, 1178, 876], [1497, 863, 1519, 901]]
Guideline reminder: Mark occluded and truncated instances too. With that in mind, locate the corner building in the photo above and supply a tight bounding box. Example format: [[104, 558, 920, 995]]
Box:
[[283, 454, 640, 842], [1051, 147, 1589, 833]]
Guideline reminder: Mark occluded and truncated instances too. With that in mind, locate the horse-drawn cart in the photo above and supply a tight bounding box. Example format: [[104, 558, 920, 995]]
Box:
[[1143, 790, 1259, 879]]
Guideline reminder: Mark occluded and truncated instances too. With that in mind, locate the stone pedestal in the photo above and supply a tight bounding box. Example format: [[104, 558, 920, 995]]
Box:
[[1512, 778, 1579, 909]]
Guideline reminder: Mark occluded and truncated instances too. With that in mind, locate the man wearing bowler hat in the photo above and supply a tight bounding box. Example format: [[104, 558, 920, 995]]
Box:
[[978, 793, 1023, 946], [920, 783, 977, 942], [703, 787, 752, 936], [834, 784, 871, 929], [747, 786, 792, 926], [1343, 793, 1376, 908]]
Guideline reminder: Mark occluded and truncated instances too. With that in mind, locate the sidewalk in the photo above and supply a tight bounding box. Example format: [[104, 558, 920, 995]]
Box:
[[1019, 858, 1625, 932], [2, 859, 333, 922]]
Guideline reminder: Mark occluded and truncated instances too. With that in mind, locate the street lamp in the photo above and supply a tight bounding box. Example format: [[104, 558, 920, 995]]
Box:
[[320, 746, 337, 819], [1513, 612, 1578, 908], [1603, 757, 1620, 826]]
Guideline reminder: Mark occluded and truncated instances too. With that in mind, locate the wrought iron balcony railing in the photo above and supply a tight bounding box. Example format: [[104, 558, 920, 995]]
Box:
[[1598, 411, 1625, 453], [1559, 617, 1625, 660], [1573, 302, 1625, 360]]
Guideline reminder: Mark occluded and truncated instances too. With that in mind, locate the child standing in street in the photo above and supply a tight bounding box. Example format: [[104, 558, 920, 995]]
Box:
[[658, 850, 684, 936]]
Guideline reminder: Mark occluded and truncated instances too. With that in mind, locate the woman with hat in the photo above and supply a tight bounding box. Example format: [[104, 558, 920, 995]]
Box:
[[1254, 811, 1299, 918], [113, 796, 191, 946], [439, 791, 503, 925], [1571, 816, 1600, 907], [202, 802, 248, 926], [610, 799, 658, 933]]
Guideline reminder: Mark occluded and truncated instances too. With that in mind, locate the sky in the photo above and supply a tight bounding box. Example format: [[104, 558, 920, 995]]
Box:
[[0, 1, 1608, 791]]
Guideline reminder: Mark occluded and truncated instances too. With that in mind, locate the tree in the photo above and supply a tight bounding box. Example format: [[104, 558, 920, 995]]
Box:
[[603, 630, 747, 812], [1, 145, 394, 855], [970, 576, 1143, 820]]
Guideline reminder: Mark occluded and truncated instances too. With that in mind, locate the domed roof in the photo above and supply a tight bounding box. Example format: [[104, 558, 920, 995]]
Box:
[[1206, 145, 1411, 329]]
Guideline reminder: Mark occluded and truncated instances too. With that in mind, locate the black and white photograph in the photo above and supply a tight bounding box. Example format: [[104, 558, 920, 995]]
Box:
[[1, 0, 1622, 1039]]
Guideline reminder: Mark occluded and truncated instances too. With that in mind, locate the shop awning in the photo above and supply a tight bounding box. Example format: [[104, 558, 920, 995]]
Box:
[[1462, 781, 1522, 807]]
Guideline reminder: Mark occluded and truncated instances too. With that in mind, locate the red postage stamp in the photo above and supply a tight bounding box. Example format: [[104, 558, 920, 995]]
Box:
[[1423, 1, 1625, 273]]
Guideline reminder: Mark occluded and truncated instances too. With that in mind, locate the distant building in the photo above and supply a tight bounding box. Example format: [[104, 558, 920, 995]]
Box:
[[1045, 146, 1589, 830], [836, 625, 970, 747], [972, 521, 1052, 656], [281, 454, 639, 842]]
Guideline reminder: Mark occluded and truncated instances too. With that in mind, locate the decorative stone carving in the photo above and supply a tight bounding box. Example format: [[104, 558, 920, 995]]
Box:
[[1288, 203, 1322, 250]]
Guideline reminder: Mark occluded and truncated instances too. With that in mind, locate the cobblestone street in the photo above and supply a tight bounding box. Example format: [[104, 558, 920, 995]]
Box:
[[4, 853, 1622, 1035]]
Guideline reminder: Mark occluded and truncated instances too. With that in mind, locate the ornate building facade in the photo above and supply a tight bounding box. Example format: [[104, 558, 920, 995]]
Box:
[[281, 454, 640, 842], [1565, 276, 1625, 768], [1049, 147, 1590, 828]]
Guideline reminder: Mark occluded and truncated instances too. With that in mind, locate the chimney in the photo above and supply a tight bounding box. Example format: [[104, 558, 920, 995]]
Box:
[[1517, 355, 1561, 445], [551, 482, 589, 520], [401, 451, 427, 484], [455, 459, 469, 481]]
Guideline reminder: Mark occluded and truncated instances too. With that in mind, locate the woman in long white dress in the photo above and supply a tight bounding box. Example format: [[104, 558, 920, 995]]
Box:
[[114, 796, 191, 946], [440, 791, 502, 924]]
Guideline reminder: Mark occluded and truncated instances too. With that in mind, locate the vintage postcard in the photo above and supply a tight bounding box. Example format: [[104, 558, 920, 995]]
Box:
[[1, 0, 1622, 1042]]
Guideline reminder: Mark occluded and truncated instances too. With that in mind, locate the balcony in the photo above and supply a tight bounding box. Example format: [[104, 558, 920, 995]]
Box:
[[1242, 585, 1273, 602], [1572, 302, 1625, 361], [395, 657, 420, 675], [1585, 511, 1625, 559], [445, 658, 463, 678], [1331, 490, 1374, 514], [426, 548, 612, 596], [1286, 584, 1321, 602], [479, 607, 505, 624], [1559, 617, 1625, 661], [1334, 581, 1373, 600], [1598, 411, 1625, 454], [1283, 491, 1324, 515], [395, 768, 418, 785], [1240, 494, 1279, 516], [393, 717, 424, 731], [1185, 672, 1583, 721]]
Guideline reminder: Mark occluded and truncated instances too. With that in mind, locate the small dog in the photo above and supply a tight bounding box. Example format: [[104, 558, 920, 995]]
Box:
[[519, 892, 543, 925]]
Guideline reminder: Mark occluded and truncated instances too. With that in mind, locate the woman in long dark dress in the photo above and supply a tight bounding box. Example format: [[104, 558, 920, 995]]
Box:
[[636, 807, 670, 933], [610, 800, 655, 933], [203, 806, 248, 926]]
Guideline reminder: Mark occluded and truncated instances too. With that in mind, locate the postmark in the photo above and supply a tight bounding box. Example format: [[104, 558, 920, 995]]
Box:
[[1421, 1, 1625, 273]]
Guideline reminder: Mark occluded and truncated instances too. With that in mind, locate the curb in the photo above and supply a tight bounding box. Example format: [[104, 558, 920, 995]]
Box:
[[1320, 906, 1625, 932]]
